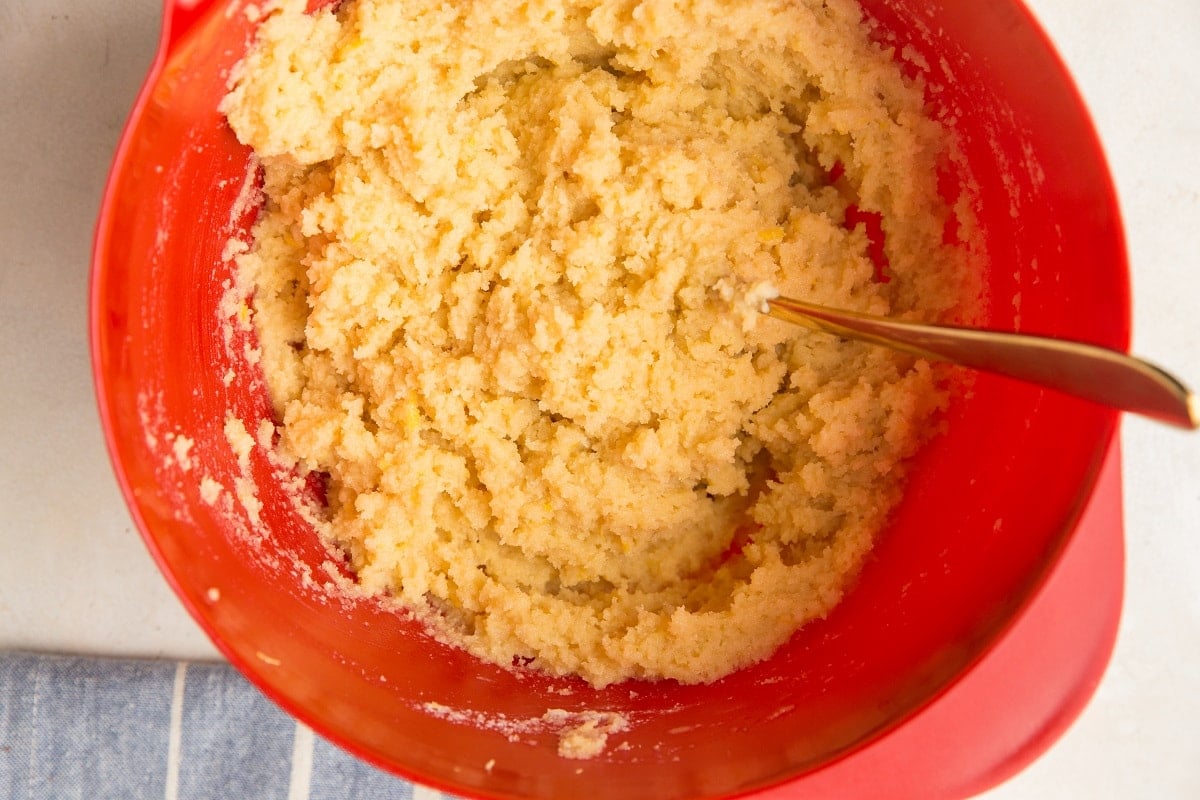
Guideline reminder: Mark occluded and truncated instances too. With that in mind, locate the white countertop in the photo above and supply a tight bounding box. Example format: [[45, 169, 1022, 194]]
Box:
[[1, 0, 1197, 796]]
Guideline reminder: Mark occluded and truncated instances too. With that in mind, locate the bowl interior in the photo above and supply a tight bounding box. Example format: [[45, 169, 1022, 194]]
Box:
[[91, 1, 1126, 798]]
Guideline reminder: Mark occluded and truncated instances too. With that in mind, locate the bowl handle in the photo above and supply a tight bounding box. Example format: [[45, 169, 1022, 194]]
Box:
[[161, 0, 222, 55]]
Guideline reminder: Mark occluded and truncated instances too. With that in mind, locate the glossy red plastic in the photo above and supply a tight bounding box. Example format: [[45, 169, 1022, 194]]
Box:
[[90, 1, 1128, 798]]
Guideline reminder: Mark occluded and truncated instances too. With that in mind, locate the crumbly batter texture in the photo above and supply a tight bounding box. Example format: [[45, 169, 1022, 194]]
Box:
[[224, 0, 974, 687]]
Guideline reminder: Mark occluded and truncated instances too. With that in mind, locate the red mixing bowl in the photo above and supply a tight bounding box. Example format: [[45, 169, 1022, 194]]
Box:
[[90, 1, 1128, 798]]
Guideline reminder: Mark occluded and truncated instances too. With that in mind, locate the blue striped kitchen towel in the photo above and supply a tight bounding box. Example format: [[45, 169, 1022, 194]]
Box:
[[0, 651, 456, 800]]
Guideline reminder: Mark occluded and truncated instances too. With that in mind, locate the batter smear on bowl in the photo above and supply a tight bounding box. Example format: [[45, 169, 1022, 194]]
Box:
[[223, 0, 978, 687]]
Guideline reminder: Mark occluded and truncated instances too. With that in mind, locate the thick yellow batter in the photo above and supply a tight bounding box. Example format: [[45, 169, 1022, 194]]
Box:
[[224, 0, 974, 686]]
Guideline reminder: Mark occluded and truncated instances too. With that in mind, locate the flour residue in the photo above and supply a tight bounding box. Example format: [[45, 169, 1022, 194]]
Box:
[[420, 702, 630, 759]]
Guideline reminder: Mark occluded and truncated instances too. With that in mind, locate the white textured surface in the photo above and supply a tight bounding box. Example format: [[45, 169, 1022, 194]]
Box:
[[0, 0, 1196, 796], [0, 0, 219, 660]]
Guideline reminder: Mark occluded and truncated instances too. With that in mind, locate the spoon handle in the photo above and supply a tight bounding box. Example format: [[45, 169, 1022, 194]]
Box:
[[765, 296, 1197, 430]]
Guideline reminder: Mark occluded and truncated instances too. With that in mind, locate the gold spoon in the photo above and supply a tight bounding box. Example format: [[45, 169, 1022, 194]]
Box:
[[764, 295, 1198, 430]]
